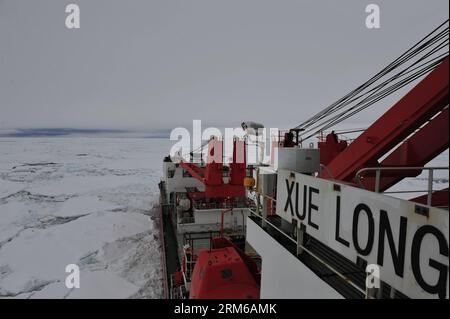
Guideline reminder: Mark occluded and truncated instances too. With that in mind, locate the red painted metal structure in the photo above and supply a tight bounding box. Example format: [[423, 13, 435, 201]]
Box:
[[411, 188, 449, 207], [318, 132, 348, 166], [180, 138, 247, 199], [178, 138, 259, 299], [189, 238, 260, 299], [319, 57, 449, 206]]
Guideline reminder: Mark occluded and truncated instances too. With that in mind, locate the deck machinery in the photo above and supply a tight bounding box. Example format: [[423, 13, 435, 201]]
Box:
[[159, 25, 449, 299]]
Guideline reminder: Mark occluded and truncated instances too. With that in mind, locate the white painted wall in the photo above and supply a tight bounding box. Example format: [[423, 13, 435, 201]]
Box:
[[247, 217, 343, 299], [177, 208, 249, 234], [163, 163, 204, 194]]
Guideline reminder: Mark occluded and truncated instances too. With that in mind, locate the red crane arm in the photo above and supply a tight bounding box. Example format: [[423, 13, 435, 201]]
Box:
[[324, 57, 449, 183], [360, 107, 449, 192], [179, 138, 246, 199], [411, 188, 449, 207], [179, 161, 205, 182]]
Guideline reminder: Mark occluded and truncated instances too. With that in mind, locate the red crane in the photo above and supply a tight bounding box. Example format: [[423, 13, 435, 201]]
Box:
[[179, 137, 247, 199], [319, 57, 449, 206]]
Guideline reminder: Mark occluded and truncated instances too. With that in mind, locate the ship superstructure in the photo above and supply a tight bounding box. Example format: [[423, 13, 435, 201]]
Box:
[[159, 137, 260, 299], [159, 21, 449, 299]]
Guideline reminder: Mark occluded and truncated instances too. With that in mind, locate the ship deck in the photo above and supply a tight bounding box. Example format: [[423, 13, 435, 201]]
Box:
[[250, 215, 408, 299]]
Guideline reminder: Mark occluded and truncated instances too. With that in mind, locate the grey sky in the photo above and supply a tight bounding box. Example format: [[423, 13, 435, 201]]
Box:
[[0, 0, 448, 131]]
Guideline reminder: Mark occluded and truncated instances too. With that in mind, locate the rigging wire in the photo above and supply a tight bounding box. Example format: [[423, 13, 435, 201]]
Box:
[[294, 19, 449, 140], [300, 50, 448, 140], [296, 20, 449, 131], [299, 33, 448, 136]]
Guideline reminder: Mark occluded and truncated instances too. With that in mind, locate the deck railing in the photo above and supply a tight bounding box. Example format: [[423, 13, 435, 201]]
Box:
[[355, 166, 449, 206]]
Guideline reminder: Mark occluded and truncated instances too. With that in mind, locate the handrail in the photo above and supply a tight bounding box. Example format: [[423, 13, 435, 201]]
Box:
[[220, 208, 233, 237], [319, 163, 335, 179], [247, 208, 368, 297], [355, 166, 449, 206]]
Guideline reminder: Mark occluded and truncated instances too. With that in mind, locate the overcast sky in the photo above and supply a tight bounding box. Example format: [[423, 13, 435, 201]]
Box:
[[0, 0, 448, 131]]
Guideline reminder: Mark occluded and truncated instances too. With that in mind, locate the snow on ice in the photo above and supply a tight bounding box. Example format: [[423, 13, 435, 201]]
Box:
[[0, 138, 172, 298]]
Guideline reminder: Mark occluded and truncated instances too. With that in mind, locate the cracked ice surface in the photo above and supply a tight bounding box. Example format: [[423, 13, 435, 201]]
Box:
[[0, 137, 172, 298]]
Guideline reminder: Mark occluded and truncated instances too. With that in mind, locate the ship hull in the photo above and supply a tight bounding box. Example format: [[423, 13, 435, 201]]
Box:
[[158, 181, 181, 299]]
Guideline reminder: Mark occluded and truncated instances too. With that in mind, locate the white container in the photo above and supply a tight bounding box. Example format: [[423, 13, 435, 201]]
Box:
[[277, 148, 320, 174]]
